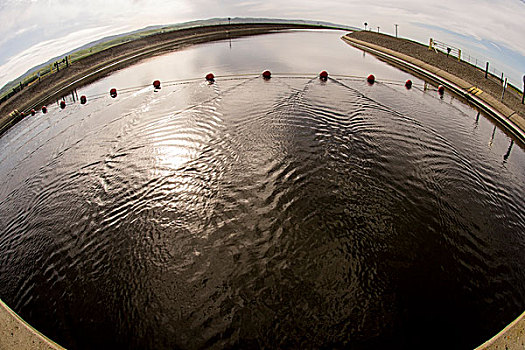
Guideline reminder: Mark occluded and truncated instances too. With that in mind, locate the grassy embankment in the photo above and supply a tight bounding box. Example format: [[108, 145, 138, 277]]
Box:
[[0, 21, 351, 134]]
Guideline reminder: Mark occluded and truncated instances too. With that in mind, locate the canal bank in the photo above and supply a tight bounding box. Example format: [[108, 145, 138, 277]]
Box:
[[0, 299, 64, 349], [475, 310, 525, 350], [342, 31, 525, 349], [0, 23, 349, 135], [0, 26, 520, 346], [342, 32, 525, 144]]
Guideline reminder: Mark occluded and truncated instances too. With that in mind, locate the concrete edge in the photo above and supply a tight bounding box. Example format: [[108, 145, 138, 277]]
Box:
[[0, 299, 65, 349], [475, 310, 525, 350], [341, 35, 525, 145]]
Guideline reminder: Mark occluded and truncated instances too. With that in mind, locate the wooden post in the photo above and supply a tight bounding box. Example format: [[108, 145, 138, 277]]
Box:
[[501, 78, 507, 100], [429, 38, 433, 50], [458, 49, 461, 62], [485, 62, 489, 78], [522, 75, 525, 104]]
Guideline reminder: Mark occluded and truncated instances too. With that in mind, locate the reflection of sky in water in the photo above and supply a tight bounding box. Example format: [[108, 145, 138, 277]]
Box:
[[0, 29, 523, 350], [71, 30, 522, 185], [79, 30, 415, 97], [76, 30, 422, 183], [0, 0, 525, 89]]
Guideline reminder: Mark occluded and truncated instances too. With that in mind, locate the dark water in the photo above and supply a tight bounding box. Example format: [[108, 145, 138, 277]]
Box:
[[1, 31, 524, 349]]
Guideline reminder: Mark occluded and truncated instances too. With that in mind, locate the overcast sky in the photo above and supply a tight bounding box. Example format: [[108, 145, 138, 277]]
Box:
[[1, 0, 524, 88]]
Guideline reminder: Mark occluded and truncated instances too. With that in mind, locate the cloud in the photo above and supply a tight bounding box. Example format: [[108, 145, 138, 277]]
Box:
[[0, 0, 524, 87], [0, 25, 133, 87], [0, 0, 195, 86]]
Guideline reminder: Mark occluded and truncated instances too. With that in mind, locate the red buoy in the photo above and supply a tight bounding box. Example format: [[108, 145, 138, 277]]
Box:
[[42, 106, 47, 114], [262, 70, 271, 79], [367, 74, 375, 84], [438, 85, 445, 95], [319, 71, 328, 80], [60, 101, 66, 109], [205, 73, 215, 82], [110, 88, 117, 98], [80, 95, 87, 104], [153, 80, 161, 89], [405, 79, 413, 89], [31, 109, 36, 116]]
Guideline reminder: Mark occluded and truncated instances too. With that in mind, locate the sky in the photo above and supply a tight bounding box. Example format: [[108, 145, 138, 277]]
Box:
[[0, 0, 524, 89]]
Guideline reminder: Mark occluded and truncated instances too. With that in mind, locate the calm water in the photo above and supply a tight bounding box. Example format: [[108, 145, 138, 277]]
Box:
[[1, 30, 524, 349]]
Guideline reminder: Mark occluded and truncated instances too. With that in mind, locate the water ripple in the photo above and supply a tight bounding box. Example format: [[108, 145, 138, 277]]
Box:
[[0, 76, 524, 350]]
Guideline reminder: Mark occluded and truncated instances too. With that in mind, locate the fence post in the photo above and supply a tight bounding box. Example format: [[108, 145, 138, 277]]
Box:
[[429, 38, 433, 50], [458, 49, 461, 62], [501, 78, 507, 100], [522, 75, 525, 104], [485, 62, 489, 78], [501, 72, 504, 83]]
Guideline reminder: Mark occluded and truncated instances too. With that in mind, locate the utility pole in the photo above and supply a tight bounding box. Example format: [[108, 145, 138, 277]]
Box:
[[394, 24, 398, 38]]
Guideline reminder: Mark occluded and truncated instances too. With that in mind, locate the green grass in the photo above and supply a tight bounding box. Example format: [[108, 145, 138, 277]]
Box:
[[0, 19, 355, 102], [0, 27, 171, 101], [68, 27, 168, 63], [0, 64, 53, 100]]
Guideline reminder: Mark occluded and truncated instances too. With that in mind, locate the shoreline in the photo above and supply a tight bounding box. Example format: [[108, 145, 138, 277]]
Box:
[[342, 31, 525, 144], [0, 299, 63, 350], [0, 23, 347, 135], [342, 31, 525, 349], [1, 24, 524, 349]]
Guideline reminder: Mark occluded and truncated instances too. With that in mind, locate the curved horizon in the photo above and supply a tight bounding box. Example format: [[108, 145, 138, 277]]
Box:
[[0, 0, 524, 89]]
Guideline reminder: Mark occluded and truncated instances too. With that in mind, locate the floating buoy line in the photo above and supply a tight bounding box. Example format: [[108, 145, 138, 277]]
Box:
[[19, 71, 448, 115]]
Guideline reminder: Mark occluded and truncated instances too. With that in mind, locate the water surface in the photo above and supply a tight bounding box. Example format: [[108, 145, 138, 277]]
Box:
[[0, 30, 524, 349]]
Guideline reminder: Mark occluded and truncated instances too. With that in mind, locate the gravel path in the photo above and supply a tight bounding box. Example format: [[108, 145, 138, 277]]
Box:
[[347, 31, 525, 118]]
